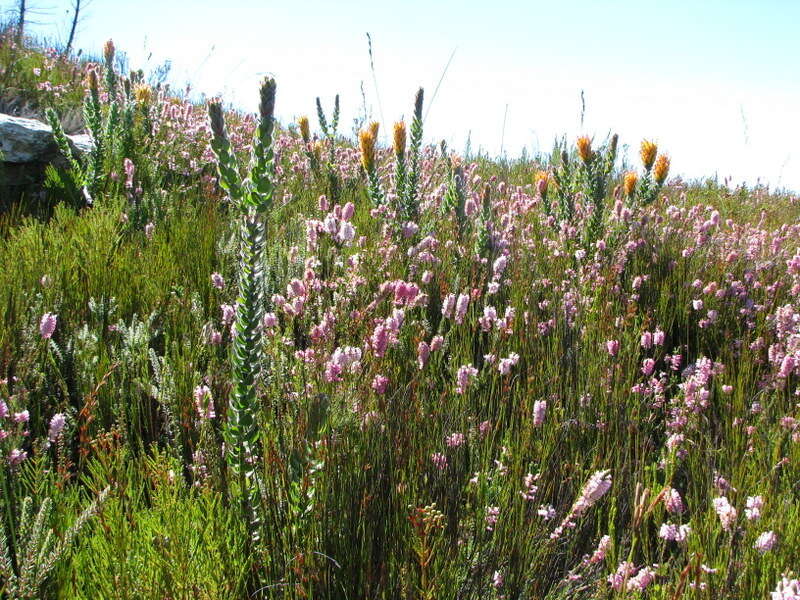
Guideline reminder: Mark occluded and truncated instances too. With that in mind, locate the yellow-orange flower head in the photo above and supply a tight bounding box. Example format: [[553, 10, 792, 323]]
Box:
[[368, 121, 380, 140], [298, 116, 310, 143], [623, 172, 638, 196], [654, 154, 670, 185], [133, 83, 153, 106], [393, 121, 406, 158], [359, 129, 377, 173], [640, 140, 658, 171], [576, 136, 593, 164], [535, 170, 550, 196], [312, 140, 324, 163]]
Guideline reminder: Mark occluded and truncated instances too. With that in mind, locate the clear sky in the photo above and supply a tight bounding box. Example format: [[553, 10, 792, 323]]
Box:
[[8, 0, 800, 192]]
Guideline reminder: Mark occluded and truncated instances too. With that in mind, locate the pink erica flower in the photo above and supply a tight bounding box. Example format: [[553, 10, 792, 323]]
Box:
[[754, 531, 777, 554], [642, 358, 656, 376], [533, 400, 547, 426], [455, 364, 478, 394], [193, 385, 215, 419], [745, 496, 764, 521], [417, 341, 430, 370], [713, 496, 737, 531], [371, 375, 389, 394], [431, 452, 448, 470], [48, 413, 66, 442], [498, 353, 519, 375], [40, 312, 57, 339], [8, 449, 27, 466], [588, 535, 611, 563], [210, 272, 225, 289], [430, 335, 444, 352], [664, 487, 685, 514], [123, 158, 135, 188], [454, 293, 470, 324]]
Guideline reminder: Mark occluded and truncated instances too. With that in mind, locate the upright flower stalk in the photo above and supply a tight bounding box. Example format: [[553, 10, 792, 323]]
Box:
[[580, 134, 618, 247], [402, 87, 424, 221], [45, 39, 124, 208], [207, 77, 277, 544], [393, 120, 407, 199], [359, 125, 383, 205], [316, 94, 341, 199], [631, 139, 670, 205]]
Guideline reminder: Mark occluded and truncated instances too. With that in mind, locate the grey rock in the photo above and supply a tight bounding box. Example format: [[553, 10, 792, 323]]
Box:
[[68, 133, 94, 156], [0, 113, 55, 162], [0, 113, 93, 164]]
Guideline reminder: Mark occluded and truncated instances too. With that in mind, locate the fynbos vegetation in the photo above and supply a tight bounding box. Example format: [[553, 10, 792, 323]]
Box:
[[1, 26, 799, 600]]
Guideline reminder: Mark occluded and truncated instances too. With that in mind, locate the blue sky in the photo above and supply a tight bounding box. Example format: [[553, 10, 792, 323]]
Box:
[[8, 0, 800, 191]]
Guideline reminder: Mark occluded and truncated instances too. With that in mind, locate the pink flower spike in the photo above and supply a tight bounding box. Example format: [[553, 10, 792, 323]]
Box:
[[48, 413, 67, 442], [210, 272, 225, 289], [40, 312, 57, 339], [754, 531, 777, 554], [533, 400, 547, 426]]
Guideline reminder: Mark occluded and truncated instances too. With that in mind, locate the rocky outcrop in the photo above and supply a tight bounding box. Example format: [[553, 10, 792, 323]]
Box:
[[1, 113, 94, 206], [0, 113, 92, 163]]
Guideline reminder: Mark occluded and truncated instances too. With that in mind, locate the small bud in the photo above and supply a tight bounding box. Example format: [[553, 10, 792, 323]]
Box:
[[609, 133, 619, 158], [640, 140, 658, 171], [207, 99, 227, 142], [86, 68, 99, 95], [414, 88, 424, 120]]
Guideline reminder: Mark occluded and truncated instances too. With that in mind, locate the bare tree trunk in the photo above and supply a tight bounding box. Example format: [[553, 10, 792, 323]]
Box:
[[63, 0, 81, 57], [16, 0, 26, 43]]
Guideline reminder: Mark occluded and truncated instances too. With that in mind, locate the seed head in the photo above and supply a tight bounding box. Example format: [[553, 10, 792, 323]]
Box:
[[609, 133, 619, 158], [654, 154, 670, 185], [576, 136, 593, 164], [640, 140, 658, 171], [623, 172, 638, 196], [393, 121, 406, 157], [298, 116, 310, 143], [103, 39, 115, 66], [359, 129, 377, 173]]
